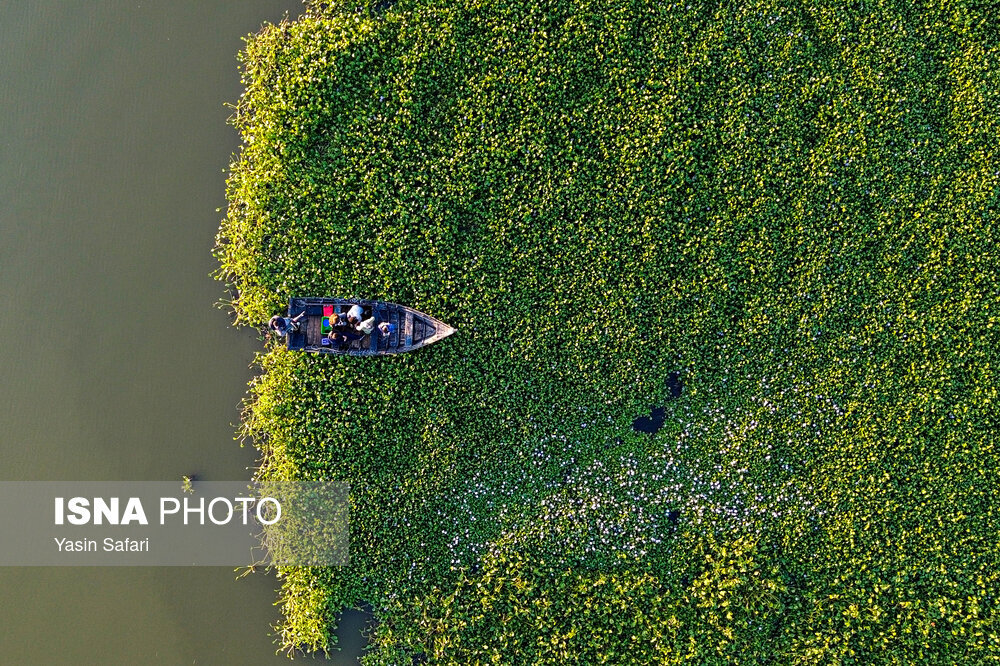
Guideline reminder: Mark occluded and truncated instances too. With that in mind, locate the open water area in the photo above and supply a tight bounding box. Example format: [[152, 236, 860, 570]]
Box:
[[0, 2, 368, 662]]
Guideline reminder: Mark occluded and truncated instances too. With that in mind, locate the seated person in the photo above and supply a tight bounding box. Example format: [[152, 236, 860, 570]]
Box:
[[269, 312, 306, 337], [326, 332, 350, 350], [345, 304, 365, 327], [378, 322, 396, 338], [326, 330, 363, 350], [328, 311, 362, 337], [328, 311, 348, 329]]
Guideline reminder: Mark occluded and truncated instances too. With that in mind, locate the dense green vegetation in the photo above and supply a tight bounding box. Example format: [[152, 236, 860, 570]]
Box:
[[217, 0, 1000, 661]]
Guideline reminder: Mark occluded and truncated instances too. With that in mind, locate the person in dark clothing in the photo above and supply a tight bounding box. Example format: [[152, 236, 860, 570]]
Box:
[[327, 330, 362, 350], [268, 311, 306, 337], [328, 311, 347, 329]]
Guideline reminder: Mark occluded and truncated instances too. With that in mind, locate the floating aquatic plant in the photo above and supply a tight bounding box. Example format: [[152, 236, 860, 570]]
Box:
[[217, 0, 1000, 661]]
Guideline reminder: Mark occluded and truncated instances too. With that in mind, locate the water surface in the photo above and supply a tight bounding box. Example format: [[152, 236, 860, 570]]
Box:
[[0, 2, 365, 662]]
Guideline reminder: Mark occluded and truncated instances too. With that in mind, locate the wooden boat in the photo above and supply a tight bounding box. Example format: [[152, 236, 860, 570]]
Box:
[[284, 297, 456, 355]]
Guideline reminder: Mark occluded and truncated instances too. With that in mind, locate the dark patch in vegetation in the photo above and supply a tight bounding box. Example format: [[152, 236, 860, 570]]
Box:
[[666, 372, 683, 399], [633, 374, 681, 433], [370, 0, 396, 15], [632, 406, 666, 434]]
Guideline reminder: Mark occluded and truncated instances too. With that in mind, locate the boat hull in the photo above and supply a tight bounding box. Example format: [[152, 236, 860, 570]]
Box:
[[285, 298, 455, 355]]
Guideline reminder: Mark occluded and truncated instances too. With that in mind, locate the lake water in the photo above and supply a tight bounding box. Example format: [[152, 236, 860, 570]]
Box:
[[0, 2, 367, 662]]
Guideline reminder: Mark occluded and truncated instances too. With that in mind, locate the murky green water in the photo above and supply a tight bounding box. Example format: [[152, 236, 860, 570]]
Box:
[[0, 2, 368, 662]]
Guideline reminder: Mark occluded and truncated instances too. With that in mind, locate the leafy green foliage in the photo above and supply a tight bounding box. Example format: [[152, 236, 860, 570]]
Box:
[[364, 535, 789, 664], [217, 0, 1000, 661]]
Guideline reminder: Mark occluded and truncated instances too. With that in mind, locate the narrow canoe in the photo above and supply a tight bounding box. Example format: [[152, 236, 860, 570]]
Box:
[[285, 297, 456, 356]]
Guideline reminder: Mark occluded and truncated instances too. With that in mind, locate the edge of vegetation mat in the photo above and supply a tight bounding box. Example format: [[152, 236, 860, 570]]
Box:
[[217, 0, 1000, 662]]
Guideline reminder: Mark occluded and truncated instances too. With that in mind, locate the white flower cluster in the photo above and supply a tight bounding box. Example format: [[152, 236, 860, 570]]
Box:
[[399, 372, 838, 575]]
